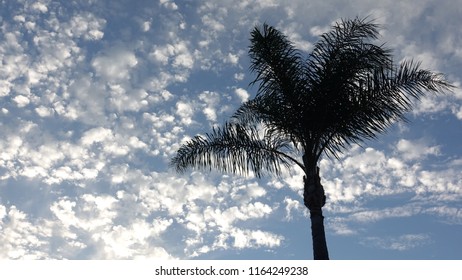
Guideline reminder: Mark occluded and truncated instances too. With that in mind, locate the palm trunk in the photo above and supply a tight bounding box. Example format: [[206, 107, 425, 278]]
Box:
[[310, 208, 329, 260], [303, 155, 329, 260]]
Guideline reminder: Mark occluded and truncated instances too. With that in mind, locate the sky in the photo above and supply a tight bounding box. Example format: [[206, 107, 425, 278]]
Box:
[[0, 0, 461, 260]]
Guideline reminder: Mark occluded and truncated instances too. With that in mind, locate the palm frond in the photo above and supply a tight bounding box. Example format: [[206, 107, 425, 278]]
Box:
[[246, 23, 307, 142], [307, 17, 385, 80], [170, 122, 302, 177], [249, 23, 304, 99], [316, 59, 453, 160]]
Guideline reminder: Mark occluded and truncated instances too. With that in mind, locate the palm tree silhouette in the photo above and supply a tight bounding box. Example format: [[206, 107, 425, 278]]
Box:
[[171, 17, 453, 259]]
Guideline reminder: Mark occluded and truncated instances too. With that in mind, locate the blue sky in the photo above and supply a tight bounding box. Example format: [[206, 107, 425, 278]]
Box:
[[0, 0, 461, 260]]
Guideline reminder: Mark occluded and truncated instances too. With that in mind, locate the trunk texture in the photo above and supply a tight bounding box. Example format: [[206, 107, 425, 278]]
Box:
[[303, 155, 329, 260]]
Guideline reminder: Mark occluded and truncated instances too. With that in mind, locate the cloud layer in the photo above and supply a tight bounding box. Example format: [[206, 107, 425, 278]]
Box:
[[0, 0, 461, 259]]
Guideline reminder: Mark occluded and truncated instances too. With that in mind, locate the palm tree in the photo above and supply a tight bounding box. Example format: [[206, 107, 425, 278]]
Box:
[[171, 17, 452, 260]]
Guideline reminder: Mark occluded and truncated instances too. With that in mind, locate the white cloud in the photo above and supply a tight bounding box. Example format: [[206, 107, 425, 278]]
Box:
[[0, 80, 12, 97], [13, 95, 30, 107], [160, 0, 178, 11], [63, 13, 106, 40], [282, 23, 314, 52], [81, 127, 113, 146], [231, 228, 282, 249], [225, 53, 239, 65], [79, 127, 132, 157], [151, 41, 194, 69], [92, 49, 138, 81], [417, 168, 462, 195], [175, 100, 196, 125], [453, 105, 462, 120], [108, 85, 149, 112], [343, 147, 387, 175], [0, 205, 51, 259], [31, 1, 48, 13], [395, 139, 440, 161], [234, 73, 245, 81], [234, 88, 249, 102], [173, 53, 194, 69], [142, 21, 152, 32], [199, 91, 221, 122], [360, 234, 431, 251], [47, 192, 177, 259], [283, 197, 300, 221], [151, 45, 174, 65], [423, 206, 462, 225], [412, 95, 450, 116], [351, 205, 421, 223], [201, 14, 225, 33], [97, 218, 173, 259], [328, 217, 358, 236], [35, 106, 54, 117]]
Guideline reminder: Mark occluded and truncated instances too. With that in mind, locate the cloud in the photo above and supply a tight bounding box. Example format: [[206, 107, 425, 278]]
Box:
[[92, 49, 138, 81], [160, 0, 178, 11], [350, 205, 421, 223], [64, 13, 106, 40], [31, 1, 48, 13], [0, 0, 461, 260], [95, 218, 174, 259], [48, 193, 177, 259], [328, 217, 358, 236], [395, 139, 440, 161], [423, 206, 462, 225], [150, 41, 194, 69], [360, 234, 432, 251], [0, 205, 51, 259], [201, 14, 225, 33], [283, 197, 301, 221], [175, 99, 196, 126], [230, 228, 282, 249], [234, 88, 249, 102], [13, 95, 30, 107], [199, 91, 221, 122]]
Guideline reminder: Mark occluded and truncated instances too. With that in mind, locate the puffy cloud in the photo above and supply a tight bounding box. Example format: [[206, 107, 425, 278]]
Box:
[[96, 218, 174, 259], [48, 193, 177, 259], [64, 13, 106, 40], [35, 106, 54, 117], [160, 0, 178, 11], [175, 100, 196, 125], [0, 205, 51, 259], [80, 127, 114, 146], [395, 139, 440, 161], [92, 49, 138, 81], [234, 88, 249, 102], [199, 91, 221, 122], [201, 14, 225, 33], [231, 228, 282, 249], [13, 95, 30, 107], [31, 1, 48, 13], [283, 197, 300, 221], [150, 41, 194, 69]]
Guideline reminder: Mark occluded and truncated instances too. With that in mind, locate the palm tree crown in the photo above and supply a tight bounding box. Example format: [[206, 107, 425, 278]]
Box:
[[173, 17, 451, 176], [171, 17, 453, 259]]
